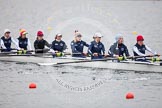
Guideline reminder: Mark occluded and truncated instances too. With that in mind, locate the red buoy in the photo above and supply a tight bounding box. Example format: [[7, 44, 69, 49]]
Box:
[[126, 92, 134, 99], [29, 83, 37, 89]]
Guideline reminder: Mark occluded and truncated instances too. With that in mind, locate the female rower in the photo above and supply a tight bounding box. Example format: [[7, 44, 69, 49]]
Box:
[[71, 31, 89, 57], [88, 32, 106, 59], [17, 29, 32, 54], [51, 33, 67, 57], [133, 35, 158, 61], [108, 33, 130, 58], [34, 31, 51, 53], [1, 29, 20, 52]]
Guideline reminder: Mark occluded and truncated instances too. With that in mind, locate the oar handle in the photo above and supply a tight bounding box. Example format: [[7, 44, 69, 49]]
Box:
[[27, 48, 50, 52]]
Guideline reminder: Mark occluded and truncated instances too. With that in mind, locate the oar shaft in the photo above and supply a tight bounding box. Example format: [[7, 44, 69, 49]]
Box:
[[146, 58, 162, 61], [0, 48, 17, 51], [127, 54, 160, 59], [0, 49, 50, 55], [55, 57, 117, 65]]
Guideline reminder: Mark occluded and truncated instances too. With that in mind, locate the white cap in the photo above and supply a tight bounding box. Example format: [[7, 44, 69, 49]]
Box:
[[57, 33, 62, 36], [94, 32, 103, 38], [4, 29, 11, 34], [115, 33, 123, 42]]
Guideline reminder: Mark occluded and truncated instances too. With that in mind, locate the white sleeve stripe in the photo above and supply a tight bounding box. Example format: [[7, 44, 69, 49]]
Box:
[[0, 39, 7, 49], [145, 45, 155, 54], [27, 39, 32, 50], [11, 37, 20, 49]]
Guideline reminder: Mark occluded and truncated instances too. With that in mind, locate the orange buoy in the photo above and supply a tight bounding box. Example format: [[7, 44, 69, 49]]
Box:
[[29, 83, 37, 89], [126, 92, 134, 99]]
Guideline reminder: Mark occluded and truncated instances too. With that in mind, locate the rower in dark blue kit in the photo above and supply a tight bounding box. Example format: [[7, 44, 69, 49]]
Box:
[[34, 31, 51, 53], [108, 33, 130, 58], [88, 32, 106, 59], [0, 29, 20, 52], [71, 31, 89, 57], [51, 33, 67, 57], [133, 35, 158, 61], [17, 29, 32, 54]]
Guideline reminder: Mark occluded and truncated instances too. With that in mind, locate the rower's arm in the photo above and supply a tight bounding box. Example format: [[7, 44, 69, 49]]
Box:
[[27, 39, 32, 50], [34, 40, 38, 49], [45, 40, 51, 48], [133, 46, 146, 56], [125, 46, 130, 56], [88, 43, 93, 56], [108, 45, 115, 57], [84, 41, 89, 47], [11, 38, 20, 50], [16, 39, 21, 49], [101, 44, 105, 55], [145, 45, 157, 55], [0, 39, 7, 49], [51, 41, 55, 50], [63, 43, 67, 51]]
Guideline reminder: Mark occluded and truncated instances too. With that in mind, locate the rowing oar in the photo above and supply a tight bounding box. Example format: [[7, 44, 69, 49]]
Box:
[[0, 53, 48, 57], [37, 57, 117, 66], [0, 52, 72, 57], [0, 49, 51, 55], [0, 48, 18, 51], [126, 54, 160, 59], [97, 55, 161, 62], [0, 51, 92, 56], [145, 58, 162, 62]]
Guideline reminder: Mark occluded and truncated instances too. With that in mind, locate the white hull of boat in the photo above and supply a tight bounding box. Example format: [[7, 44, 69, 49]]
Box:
[[61, 61, 162, 73], [0, 55, 162, 73], [0, 55, 86, 63]]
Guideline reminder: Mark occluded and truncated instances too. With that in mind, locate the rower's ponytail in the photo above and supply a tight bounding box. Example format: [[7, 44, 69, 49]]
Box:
[[55, 35, 57, 40], [75, 30, 78, 33], [74, 30, 78, 42]]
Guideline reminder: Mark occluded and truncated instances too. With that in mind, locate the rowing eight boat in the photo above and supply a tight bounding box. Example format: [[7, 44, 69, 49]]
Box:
[[0, 54, 161, 73]]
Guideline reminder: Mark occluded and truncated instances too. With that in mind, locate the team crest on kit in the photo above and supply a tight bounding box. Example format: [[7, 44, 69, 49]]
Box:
[[99, 45, 102, 48], [75, 44, 78, 47], [94, 45, 98, 48], [24, 41, 27, 44], [60, 43, 63, 46], [121, 48, 124, 51], [142, 48, 146, 51]]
